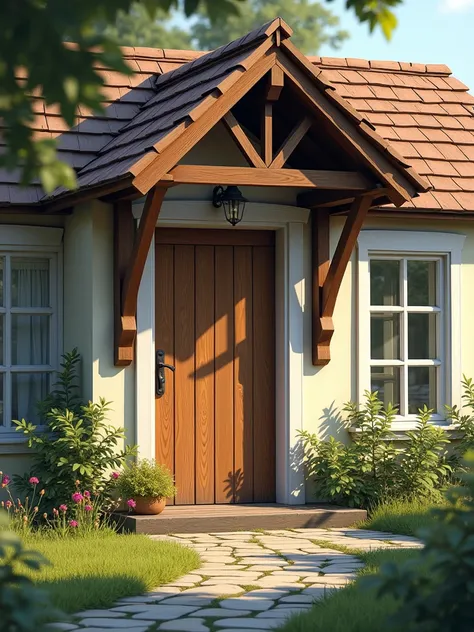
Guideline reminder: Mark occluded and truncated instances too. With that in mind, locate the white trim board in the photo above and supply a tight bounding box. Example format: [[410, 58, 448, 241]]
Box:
[[135, 201, 308, 504], [357, 229, 465, 426]]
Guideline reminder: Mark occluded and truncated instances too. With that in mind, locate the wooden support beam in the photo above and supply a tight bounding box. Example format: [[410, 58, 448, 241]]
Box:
[[169, 165, 372, 190], [262, 102, 273, 166], [266, 65, 284, 101], [270, 116, 312, 169], [223, 111, 266, 168], [311, 208, 330, 366], [115, 186, 167, 366], [312, 194, 373, 365]]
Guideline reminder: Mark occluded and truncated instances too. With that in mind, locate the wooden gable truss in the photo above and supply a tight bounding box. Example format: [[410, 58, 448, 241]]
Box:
[[112, 18, 429, 367]]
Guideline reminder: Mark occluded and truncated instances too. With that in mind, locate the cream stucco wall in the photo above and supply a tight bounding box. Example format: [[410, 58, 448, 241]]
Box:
[[64, 200, 135, 448]]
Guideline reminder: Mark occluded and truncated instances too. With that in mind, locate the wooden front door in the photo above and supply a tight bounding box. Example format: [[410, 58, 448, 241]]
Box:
[[155, 228, 275, 505]]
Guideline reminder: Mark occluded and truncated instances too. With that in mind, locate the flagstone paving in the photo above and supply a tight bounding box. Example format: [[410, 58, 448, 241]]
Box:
[[49, 528, 422, 632]]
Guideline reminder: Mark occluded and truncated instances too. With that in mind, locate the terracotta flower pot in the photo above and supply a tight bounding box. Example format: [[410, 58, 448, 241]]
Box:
[[134, 497, 167, 515]]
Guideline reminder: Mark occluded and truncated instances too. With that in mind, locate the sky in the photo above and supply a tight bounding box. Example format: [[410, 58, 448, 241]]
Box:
[[318, 0, 474, 87]]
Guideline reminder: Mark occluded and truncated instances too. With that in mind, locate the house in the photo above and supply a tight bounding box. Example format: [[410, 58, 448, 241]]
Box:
[[2, 17, 474, 510]]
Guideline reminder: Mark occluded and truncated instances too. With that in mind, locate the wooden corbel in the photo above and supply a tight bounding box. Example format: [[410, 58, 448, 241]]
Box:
[[312, 194, 373, 366], [114, 185, 167, 366]]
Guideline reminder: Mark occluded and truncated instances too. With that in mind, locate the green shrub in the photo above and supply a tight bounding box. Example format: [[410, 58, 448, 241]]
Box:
[[446, 375, 474, 461], [369, 452, 474, 632], [299, 391, 450, 509], [13, 349, 137, 510], [0, 514, 61, 631], [117, 459, 176, 499]]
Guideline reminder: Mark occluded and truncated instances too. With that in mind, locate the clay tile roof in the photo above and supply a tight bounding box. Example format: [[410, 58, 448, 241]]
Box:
[[310, 57, 474, 213], [1, 21, 474, 215]]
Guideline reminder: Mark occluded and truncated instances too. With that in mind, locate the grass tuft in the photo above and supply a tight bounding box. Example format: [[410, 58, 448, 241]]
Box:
[[359, 498, 442, 536], [278, 548, 422, 632], [22, 531, 200, 614]]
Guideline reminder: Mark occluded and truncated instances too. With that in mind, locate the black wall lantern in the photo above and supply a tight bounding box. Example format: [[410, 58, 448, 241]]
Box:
[[212, 185, 247, 226]]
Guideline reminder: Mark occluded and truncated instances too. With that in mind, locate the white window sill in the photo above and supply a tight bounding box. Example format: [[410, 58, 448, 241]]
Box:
[[348, 423, 461, 441]]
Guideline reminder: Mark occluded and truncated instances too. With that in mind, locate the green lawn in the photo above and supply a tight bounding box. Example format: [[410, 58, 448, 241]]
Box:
[[23, 532, 200, 614], [279, 548, 421, 632], [360, 497, 441, 535]]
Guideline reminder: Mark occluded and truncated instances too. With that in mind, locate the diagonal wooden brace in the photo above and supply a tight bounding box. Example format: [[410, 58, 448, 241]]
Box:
[[312, 194, 373, 366], [114, 186, 167, 366]]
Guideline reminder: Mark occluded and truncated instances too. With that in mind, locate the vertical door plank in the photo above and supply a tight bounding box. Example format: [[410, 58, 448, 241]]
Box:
[[155, 243, 175, 504], [234, 246, 254, 503], [195, 246, 215, 504], [253, 246, 276, 502], [174, 245, 195, 504], [215, 246, 235, 503]]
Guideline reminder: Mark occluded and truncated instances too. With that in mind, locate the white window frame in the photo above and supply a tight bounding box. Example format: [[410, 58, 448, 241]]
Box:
[[358, 230, 465, 427], [0, 226, 63, 448]]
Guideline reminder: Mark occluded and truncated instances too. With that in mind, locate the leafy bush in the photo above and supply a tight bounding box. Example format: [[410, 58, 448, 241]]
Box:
[[299, 391, 450, 509], [13, 349, 137, 510], [446, 375, 474, 461], [0, 514, 61, 631], [117, 459, 176, 499], [369, 451, 474, 632]]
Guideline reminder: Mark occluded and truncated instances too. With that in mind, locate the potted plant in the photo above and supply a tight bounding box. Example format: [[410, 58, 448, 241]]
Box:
[[117, 459, 176, 515]]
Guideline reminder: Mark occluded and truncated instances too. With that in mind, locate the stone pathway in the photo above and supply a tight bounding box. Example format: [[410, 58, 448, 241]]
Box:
[[50, 528, 422, 632]]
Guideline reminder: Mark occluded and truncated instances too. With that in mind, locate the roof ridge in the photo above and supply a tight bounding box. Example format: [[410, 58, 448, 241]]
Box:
[[308, 56, 452, 76]]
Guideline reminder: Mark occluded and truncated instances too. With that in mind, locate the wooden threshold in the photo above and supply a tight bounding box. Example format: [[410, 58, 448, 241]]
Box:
[[114, 503, 367, 535]]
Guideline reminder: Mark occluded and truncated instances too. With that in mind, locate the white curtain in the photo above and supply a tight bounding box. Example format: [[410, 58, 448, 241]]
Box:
[[11, 258, 50, 422]]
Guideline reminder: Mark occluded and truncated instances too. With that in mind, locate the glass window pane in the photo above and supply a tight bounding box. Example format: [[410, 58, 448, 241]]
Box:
[[370, 260, 400, 306], [11, 258, 50, 307], [12, 373, 50, 423], [12, 315, 50, 365], [371, 313, 400, 360], [408, 313, 437, 359], [408, 366, 437, 414], [0, 258, 3, 307], [371, 366, 400, 410], [407, 260, 437, 306]]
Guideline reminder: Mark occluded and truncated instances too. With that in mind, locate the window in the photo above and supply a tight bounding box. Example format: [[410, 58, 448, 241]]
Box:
[[0, 227, 62, 435], [358, 231, 465, 423]]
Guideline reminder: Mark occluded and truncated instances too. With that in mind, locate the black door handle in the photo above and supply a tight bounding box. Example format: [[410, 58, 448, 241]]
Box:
[[156, 349, 175, 398]]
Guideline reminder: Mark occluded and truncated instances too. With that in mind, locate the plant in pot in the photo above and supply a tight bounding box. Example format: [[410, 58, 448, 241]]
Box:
[[117, 459, 176, 515]]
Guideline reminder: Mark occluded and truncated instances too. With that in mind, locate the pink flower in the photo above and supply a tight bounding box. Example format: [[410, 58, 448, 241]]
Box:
[[69, 520, 78, 528], [1, 475, 10, 487], [83, 490, 91, 498], [84, 504, 93, 512], [72, 492, 83, 503], [111, 471, 120, 480], [53, 508, 59, 515], [5, 500, 12, 509], [127, 499, 136, 509], [29, 476, 39, 485], [59, 504, 68, 512]]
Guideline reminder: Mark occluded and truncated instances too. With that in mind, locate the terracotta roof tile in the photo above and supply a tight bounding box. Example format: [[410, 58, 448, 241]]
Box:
[[345, 58, 370, 69], [452, 191, 474, 210], [426, 159, 460, 176], [454, 162, 474, 177], [369, 60, 401, 71], [435, 143, 469, 160], [428, 175, 461, 190], [394, 127, 428, 141], [411, 143, 444, 159]]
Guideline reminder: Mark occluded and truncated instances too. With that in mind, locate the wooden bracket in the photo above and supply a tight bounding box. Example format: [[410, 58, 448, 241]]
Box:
[[312, 194, 373, 366], [114, 186, 167, 366], [266, 65, 284, 101]]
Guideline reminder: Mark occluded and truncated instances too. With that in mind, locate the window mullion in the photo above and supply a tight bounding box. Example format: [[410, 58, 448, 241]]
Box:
[[401, 258, 408, 417], [4, 255, 11, 428]]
